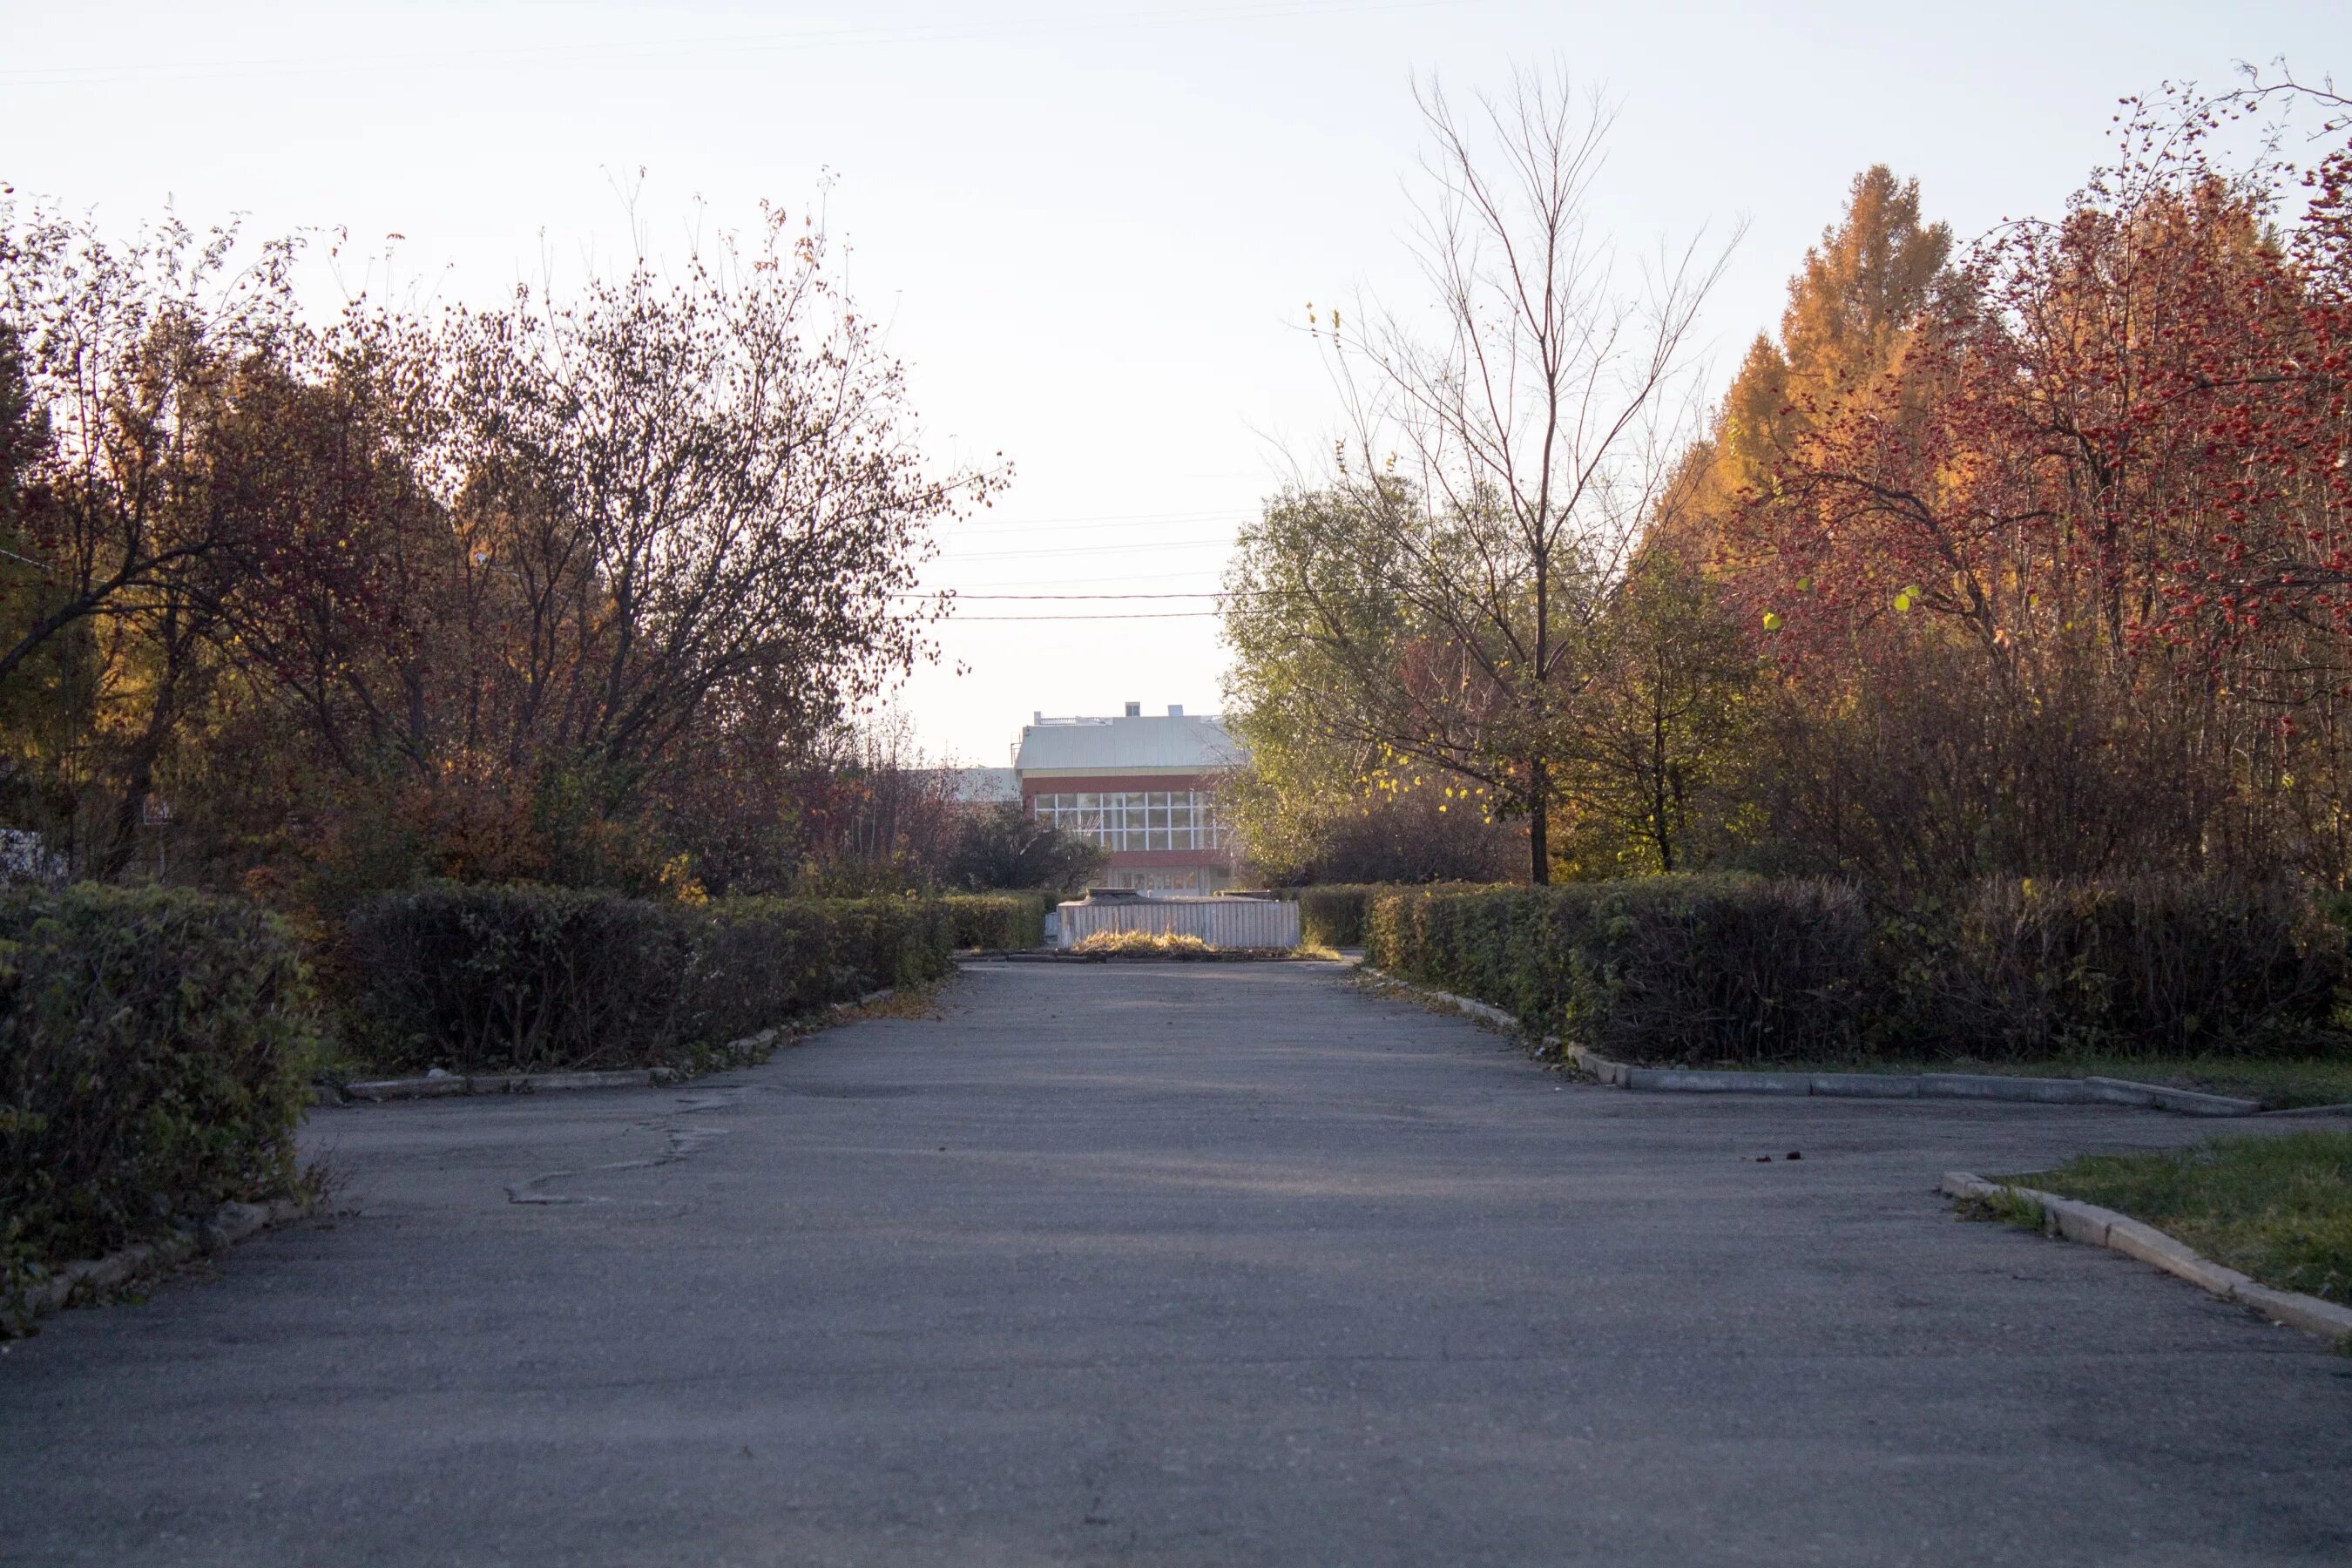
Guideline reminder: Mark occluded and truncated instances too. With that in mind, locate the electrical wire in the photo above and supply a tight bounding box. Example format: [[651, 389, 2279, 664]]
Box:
[[948, 610, 1223, 621], [893, 589, 1291, 600], [931, 536, 1236, 562]]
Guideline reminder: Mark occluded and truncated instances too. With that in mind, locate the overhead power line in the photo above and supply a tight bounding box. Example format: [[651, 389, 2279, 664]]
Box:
[[946, 611, 1224, 621], [932, 536, 1236, 563], [893, 590, 1293, 601]]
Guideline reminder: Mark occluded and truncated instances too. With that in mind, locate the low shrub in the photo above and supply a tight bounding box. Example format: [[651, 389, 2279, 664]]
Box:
[[342, 884, 955, 1073], [1298, 885, 1378, 948], [1294, 882, 1490, 948], [1368, 877, 1870, 1063], [1937, 878, 2344, 1058], [342, 883, 692, 1074], [944, 891, 1051, 950], [1365, 875, 2347, 1065], [2, 886, 318, 1285]]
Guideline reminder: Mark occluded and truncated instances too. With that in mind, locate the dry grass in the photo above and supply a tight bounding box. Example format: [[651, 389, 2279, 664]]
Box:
[[1070, 929, 1214, 957]]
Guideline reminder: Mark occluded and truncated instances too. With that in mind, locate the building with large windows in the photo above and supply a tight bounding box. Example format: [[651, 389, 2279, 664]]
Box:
[[1013, 703, 1240, 893]]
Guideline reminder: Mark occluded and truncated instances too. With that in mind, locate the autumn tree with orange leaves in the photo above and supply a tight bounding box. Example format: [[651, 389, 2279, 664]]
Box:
[[1724, 78, 2352, 886]]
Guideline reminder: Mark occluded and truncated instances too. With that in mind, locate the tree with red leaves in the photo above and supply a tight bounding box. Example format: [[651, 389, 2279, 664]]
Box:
[[1726, 79, 2352, 884]]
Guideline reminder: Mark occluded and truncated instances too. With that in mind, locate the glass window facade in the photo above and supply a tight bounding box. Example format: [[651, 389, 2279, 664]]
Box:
[[1029, 790, 1227, 852]]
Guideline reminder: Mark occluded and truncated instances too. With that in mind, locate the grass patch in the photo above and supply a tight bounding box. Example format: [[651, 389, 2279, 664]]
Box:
[[1953, 1186, 2050, 1232], [2001, 1132, 2352, 1305], [1759, 1051, 2352, 1109], [1070, 929, 1214, 956]]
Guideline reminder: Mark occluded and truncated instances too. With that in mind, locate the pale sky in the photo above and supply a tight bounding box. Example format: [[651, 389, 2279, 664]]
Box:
[[6, 1, 2346, 766]]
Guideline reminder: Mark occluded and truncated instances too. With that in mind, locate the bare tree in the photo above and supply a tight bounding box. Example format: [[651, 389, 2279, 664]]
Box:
[[1301, 67, 1738, 882]]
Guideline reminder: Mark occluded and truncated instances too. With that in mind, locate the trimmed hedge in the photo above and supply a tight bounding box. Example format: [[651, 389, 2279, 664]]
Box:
[[1366, 876, 2347, 1064], [1294, 882, 1492, 948], [2, 886, 318, 1284], [1298, 885, 1379, 948], [344, 885, 955, 1073], [944, 891, 1051, 951]]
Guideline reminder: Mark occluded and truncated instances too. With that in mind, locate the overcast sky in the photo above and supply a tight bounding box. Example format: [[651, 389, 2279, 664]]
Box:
[[5, 0, 2347, 765]]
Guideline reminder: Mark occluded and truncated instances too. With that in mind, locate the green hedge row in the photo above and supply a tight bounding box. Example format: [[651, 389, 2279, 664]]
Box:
[[944, 891, 1051, 951], [1366, 876, 2348, 1064], [3, 886, 318, 1286], [1287, 882, 1497, 948], [344, 885, 956, 1074]]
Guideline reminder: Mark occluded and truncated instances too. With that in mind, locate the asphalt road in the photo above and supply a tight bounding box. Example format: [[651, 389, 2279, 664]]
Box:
[[4, 961, 2349, 1566]]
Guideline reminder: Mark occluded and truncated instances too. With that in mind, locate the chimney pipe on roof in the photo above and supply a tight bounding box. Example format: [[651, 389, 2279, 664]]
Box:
[[1124, 701, 1141, 717], [1168, 704, 1183, 716]]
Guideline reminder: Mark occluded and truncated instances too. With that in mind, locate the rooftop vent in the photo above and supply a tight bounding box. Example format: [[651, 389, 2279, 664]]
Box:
[[1168, 704, 1184, 717], [1124, 700, 1141, 717]]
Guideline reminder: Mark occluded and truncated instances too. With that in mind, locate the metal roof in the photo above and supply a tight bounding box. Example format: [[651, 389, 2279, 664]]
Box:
[[1013, 708, 1241, 774]]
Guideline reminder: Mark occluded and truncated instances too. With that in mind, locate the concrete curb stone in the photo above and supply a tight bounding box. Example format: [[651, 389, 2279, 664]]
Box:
[[1625, 1066, 1810, 1096], [1808, 1073, 1919, 1098], [323, 990, 902, 1106], [1942, 1171, 2347, 1348], [2232, 1282, 2352, 1342], [1356, 967, 2263, 1118], [9, 1197, 311, 1328], [2085, 1078, 2262, 1117], [1921, 1073, 2090, 1105]]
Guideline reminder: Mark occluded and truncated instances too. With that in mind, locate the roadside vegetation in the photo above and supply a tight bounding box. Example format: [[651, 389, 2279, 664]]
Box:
[[0, 185, 1088, 1315], [2, 886, 317, 1325], [1220, 71, 2352, 1109], [343, 883, 957, 1075], [2000, 1134, 2352, 1307], [1357, 877, 2345, 1069], [1225, 71, 2352, 902], [1071, 929, 1214, 957]]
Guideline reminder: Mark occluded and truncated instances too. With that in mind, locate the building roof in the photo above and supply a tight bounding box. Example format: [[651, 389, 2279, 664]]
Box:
[[1013, 706, 1241, 774]]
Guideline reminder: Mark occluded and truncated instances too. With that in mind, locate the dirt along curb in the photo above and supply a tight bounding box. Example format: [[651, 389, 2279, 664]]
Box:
[[1356, 966, 2266, 1117], [1940, 1172, 2352, 1348], [317, 989, 899, 1106], [6, 1196, 313, 1334]]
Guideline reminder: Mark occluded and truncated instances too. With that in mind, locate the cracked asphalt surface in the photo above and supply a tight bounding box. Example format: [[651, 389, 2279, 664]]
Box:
[[4, 960, 2350, 1565]]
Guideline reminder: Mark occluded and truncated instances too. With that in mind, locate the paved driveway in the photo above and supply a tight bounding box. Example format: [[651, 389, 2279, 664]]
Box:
[[4, 961, 2349, 1565]]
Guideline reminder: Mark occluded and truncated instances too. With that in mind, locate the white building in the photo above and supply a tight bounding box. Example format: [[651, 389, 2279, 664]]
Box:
[[1013, 703, 1241, 893]]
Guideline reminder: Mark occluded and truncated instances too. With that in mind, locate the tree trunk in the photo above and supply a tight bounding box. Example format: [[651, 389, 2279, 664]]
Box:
[[1528, 755, 1551, 884]]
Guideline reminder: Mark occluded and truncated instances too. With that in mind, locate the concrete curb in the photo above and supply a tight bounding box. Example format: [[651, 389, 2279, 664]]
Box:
[[1941, 1172, 2352, 1348], [321, 990, 902, 1106], [337, 1067, 679, 1103], [7, 1197, 311, 1329], [1357, 967, 2263, 1117]]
